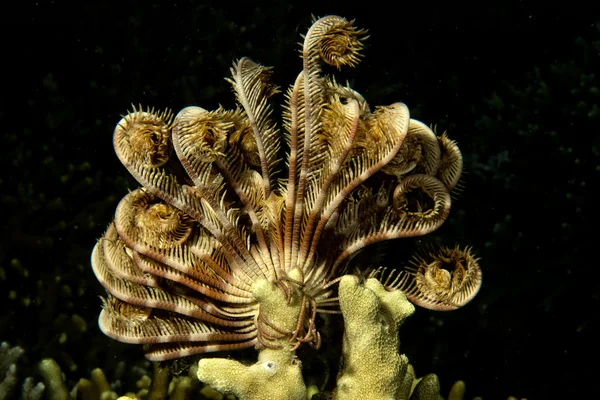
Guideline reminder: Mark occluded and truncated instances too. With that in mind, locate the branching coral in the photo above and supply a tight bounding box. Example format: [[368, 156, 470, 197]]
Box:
[[334, 275, 415, 400], [0, 342, 46, 400], [196, 270, 307, 400], [0, 341, 26, 400], [91, 14, 482, 399]]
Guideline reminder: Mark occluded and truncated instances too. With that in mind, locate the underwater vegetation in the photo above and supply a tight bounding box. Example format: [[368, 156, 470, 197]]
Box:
[[89, 15, 482, 399]]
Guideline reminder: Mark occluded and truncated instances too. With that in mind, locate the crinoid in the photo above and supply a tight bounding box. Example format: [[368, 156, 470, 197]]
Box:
[[91, 15, 481, 362]]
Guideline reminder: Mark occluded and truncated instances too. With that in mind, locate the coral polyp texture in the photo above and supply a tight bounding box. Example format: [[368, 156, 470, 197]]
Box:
[[91, 14, 482, 398]]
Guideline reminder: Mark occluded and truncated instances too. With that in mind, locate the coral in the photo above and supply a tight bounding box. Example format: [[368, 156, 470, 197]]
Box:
[[197, 347, 304, 400], [1, 336, 495, 399], [0, 341, 25, 400], [194, 274, 486, 400], [38, 358, 70, 400], [75, 367, 122, 400], [1, 340, 198, 400], [197, 270, 306, 400], [333, 275, 415, 400], [0, 342, 45, 400], [196, 274, 445, 400]]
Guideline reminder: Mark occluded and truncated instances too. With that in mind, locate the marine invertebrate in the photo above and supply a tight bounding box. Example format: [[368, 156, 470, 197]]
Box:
[[1, 341, 26, 400], [91, 14, 479, 368], [196, 270, 307, 400], [333, 275, 416, 400], [0, 342, 46, 400], [370, 245, 482, 310]]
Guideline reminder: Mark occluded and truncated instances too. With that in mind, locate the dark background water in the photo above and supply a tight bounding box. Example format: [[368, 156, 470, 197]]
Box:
[[1, 1, 598, 399]]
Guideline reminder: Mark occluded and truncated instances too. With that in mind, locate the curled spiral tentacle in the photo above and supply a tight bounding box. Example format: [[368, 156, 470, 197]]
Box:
[[102, 296, 152, 325], [229, 122, 261, 168], [137, 203, 194, 248], [392, 174, 451, 233], [113, 105, 173, 168], [304, 15, 367, 69], [407, 245, 482, 310], [383, 119, 441, 177], [369, 245, 482, 310], [115, 189, 194, 250], [172, 106, 231, 164]]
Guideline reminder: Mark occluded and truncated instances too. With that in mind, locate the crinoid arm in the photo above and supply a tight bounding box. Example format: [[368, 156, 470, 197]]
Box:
[[369, 245, 483, 311], [91, 17, 481, 398]]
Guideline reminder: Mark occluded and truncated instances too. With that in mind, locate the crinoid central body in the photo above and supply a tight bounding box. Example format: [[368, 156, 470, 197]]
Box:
[[91, 15, 481, 365]]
